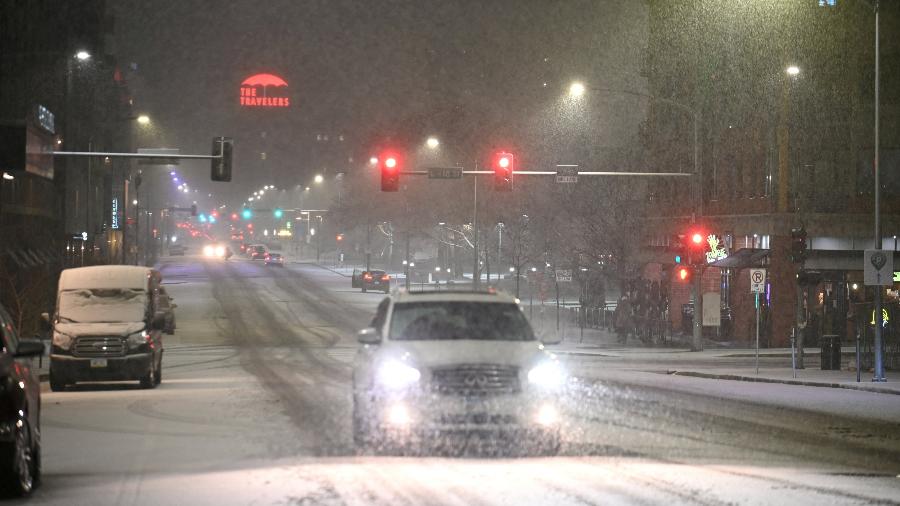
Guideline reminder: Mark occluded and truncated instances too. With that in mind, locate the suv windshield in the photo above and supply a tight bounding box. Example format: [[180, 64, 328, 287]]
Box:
[[58, 288, 147, 324], [389, 302, 535, 341]]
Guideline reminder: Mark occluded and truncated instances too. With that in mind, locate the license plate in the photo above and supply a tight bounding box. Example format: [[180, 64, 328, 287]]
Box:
[[90, 359, 107, 368]]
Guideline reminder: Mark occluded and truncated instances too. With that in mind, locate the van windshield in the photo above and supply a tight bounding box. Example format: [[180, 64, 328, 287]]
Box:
[[58, 288, 147, 323]]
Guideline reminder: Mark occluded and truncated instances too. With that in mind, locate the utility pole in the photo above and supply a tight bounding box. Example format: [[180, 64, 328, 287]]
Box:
[[872, 0, 886, 382], [472, 172, 479, 289]]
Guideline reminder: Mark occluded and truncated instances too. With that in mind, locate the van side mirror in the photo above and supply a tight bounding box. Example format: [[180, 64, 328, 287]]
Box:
[[357, 327, 381, 345]]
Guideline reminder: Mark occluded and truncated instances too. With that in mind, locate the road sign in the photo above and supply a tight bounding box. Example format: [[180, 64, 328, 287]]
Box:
[[555, 166, 578, 183], [555, 269, 572, 282], [427, 167, 463, 179], [750, 268, 766, 294], [864, 249, 893, 286]]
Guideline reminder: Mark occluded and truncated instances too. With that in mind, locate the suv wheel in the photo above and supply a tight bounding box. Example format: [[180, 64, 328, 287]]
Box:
[[139, 364, 157, 389]]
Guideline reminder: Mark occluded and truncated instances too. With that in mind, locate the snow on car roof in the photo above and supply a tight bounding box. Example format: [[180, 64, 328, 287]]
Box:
[[59, 265, 154, 291], [391, 289, 517, 305]]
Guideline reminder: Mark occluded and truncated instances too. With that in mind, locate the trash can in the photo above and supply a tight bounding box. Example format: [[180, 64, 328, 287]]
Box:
[[820, 335, 841, 370]]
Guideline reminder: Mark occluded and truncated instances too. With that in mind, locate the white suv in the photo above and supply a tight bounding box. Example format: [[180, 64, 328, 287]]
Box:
[[352, 290, 564, 455]]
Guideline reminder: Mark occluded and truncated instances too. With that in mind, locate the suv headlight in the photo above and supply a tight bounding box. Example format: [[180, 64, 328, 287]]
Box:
[[52, 331, 75, 351], [528, 361, 566, 389], [126, 330, 150, 350], [376, 360, 421, 389]]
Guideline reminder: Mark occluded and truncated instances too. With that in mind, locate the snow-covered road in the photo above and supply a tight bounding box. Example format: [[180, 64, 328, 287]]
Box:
[[18, 257, 900, 505]]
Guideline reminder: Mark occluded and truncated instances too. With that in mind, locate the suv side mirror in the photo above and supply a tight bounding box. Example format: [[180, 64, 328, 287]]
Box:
[[357, 327, 381, 345], [15, 339, 44, 358]]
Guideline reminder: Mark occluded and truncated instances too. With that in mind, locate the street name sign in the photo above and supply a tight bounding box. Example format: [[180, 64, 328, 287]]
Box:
[[555, 269, 573, 282], [427, 167, 463, 179], [555, 166, 578, 183], [864, 249, 893, 286], [750, 268, 766, 294]]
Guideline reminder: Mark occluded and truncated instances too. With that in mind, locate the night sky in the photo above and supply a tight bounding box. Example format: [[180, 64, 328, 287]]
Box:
[[111, 0, 647, 204]]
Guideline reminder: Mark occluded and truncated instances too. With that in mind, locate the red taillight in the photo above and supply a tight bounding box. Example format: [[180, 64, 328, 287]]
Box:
[[381, 275, 390, 281], [363, 274, 373, 281]]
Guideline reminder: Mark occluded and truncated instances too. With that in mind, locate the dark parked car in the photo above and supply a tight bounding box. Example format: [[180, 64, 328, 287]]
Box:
[[157, 286, 177, 335], [360, 270, 390, 293], [0, 304, 44, 496]]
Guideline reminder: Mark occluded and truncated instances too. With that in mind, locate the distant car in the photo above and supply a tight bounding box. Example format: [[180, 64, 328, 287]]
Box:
[[168, 245, 186, 256], [249, 245, 268, 260], [264, 252, 284, 266], [361, 270, 390, 293], [157, 286, 177, 334], [0, 303, 44, 496]]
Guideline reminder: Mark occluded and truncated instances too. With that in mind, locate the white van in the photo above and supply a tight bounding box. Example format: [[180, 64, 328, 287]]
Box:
[[48, 266, 165, 391]]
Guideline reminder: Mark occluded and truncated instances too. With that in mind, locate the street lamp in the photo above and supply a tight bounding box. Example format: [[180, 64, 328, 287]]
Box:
[[75, 50, 91, 61], [426, 136, 440, 149], [569, 81, 586, 98], [136, 115, 151, 125], [314, 174, 324, 184], [785, 65, 801, 76]]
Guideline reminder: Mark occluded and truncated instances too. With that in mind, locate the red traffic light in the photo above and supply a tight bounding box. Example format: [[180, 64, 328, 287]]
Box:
[[380, 150, 402, 192], [492, 151, 514, 191], [691, 232, 703, 245]]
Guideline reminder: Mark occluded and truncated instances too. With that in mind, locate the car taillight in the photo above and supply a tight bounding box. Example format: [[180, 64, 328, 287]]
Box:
[[381, 275, 390, 281], [363, 274, 373, 281]]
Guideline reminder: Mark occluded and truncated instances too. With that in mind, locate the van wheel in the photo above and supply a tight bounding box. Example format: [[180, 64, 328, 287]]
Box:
[[154, 359, 162, 385], [139, 365, 157, 389], [48, 374, 66, 392]]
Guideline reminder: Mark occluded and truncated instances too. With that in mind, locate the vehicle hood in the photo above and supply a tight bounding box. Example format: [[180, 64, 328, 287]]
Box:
[[55, 321, 146, 337], [380, 339, 552, 369]]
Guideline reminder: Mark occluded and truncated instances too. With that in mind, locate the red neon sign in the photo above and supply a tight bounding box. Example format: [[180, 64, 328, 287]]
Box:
[[239, 73, 290, 108]]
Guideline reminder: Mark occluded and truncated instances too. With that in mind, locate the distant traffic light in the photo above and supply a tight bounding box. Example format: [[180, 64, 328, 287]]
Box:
[[274, 208, 283, 219], [241, 208, 252, 220], [190, 204, 198, 217], [677, 267, 690, 282], [211, 137, 233, 182], [492, 151, 514, 191], [790, 226, 807, 263], [380, 151, 401, 192], [231, 213, 238, 221], [198, 214, 207, 223]]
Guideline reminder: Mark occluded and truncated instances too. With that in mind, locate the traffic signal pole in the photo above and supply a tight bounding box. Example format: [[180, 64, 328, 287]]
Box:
[[472, 172, 479, 289]]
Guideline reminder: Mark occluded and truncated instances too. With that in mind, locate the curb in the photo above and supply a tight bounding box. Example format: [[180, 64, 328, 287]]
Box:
[[310, 263, 353, 278], [669, 370, 900, 396]]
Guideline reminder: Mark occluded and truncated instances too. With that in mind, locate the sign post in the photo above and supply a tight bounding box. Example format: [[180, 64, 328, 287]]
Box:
[[750, 268, 766, 375], [555, 165, 578, 184], [864, 249, 892, 382]]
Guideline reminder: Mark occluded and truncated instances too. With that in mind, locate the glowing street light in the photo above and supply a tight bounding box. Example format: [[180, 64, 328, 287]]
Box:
[[369, 156, 378, 165], [426, 137, 440, 149], [314, 174, 324, 184], [786, 65, 800, 76], [569, 81, 586, 98], [75, 50, 91, 61], [136, 115, 151, 125]]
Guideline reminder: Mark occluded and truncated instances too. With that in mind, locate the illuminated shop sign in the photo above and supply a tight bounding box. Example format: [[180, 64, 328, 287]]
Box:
[[705, 234, 728, 263], [239, 73, 290, 108], [111, 198, 120, 229]]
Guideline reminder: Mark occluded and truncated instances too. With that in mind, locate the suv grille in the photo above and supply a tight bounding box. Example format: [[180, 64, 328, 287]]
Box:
[[73, 337, 126, 358], [431, 364, 520, 396]]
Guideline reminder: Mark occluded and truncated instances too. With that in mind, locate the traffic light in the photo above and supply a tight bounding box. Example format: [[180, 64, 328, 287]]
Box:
[[790, 226, 807, 263], [685, 228, 706, 264], [677, 266, 691, 282], [274, 208, 283, 219], [190, 204, 198, 217], [380, 152, 401, 192], [231, 213, 238, 221], [198, 213, 207, 223], [492, 151, 514, 191], [211, 137, 233, 182], [241, 208, 252, 220]]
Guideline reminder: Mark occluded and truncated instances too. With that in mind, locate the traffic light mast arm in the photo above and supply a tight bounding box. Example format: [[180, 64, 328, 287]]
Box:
[[399, 170, 692, 177]]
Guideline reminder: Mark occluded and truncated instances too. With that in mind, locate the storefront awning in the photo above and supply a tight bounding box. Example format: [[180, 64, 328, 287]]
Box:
[[708, 248, 770, 269]]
